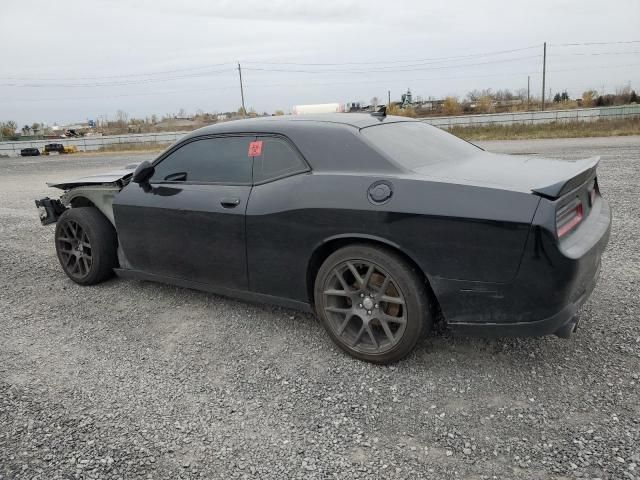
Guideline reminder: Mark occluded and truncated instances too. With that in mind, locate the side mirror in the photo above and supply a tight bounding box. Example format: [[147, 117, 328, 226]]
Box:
[[132, 160, 155, 184]]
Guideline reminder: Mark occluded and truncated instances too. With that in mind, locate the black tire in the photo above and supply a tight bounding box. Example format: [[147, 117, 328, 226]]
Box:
[[314, 244, 432, 364], [54, 207, 118, 285]]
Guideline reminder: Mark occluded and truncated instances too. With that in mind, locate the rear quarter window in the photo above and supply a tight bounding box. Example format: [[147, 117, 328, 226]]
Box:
[[253, 137, 308, 183]]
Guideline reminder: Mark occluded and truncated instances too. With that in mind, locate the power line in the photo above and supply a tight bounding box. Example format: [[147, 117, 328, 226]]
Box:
[[0, 68, 236, 88], [244, 69, 544, 90], [1, 55, 542, 88], [324, 54, 543, 72], [242, 44, 542, 66], [2, 71, 540, 101], [244, 63, 639, 89], [0, 44, 542, 83], [548, 62, 640, 74], [3, 41, 638, 84], [3, 85, 240, 103], [6, 61, 637, 94], [243, 54, 542, 75], [0, 63, 234, 82], [549, 50, 640, 57], [550, 40, 640, 47]]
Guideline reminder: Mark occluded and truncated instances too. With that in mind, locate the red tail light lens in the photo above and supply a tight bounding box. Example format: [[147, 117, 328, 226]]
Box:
[[556, 199, 584, 238]]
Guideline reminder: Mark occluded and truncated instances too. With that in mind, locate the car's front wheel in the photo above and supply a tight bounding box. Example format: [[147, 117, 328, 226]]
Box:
[[55, 207, 117, 285], [314, 244, 432, 364]]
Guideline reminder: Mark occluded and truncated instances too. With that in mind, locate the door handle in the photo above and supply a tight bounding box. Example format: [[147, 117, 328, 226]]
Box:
[[220, 197, 241, 208]]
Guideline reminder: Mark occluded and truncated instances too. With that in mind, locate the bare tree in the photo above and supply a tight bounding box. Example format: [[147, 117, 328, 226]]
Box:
[[1, 121, 18, 138], [442, 97, 462, 115], [476, 96, 493, 113], [582, 90, 598, 107], [116, 110, 129, 126], [370, 96, 379, 108], [466, 89, 481, 102], [515, 88, 528, 101]]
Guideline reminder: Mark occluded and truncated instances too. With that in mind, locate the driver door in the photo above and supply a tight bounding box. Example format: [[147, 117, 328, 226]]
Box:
[[113, 135, 255, 290]]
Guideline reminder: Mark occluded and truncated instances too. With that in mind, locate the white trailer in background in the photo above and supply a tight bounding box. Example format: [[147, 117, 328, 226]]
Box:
[[292, 103, 345, 115]]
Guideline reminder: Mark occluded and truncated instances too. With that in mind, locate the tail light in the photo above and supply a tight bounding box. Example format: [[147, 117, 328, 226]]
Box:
[[556, 198, 584, 238]]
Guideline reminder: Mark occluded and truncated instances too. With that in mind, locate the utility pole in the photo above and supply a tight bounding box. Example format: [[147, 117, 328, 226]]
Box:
[[527, 75, 530, 110], [388, 90, 391, 107], [541, 42, 547, 111], [237, 63, 246, 117]]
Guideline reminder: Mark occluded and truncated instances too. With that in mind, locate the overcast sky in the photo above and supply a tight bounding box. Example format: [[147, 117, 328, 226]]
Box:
[[1, 0, 639, 126]]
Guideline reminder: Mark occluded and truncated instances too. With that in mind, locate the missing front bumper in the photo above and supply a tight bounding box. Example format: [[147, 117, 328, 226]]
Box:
[[35, 197, 66, 225]]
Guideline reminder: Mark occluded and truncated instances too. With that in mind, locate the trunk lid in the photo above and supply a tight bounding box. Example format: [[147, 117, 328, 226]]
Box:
[[413, 152, 600, 199]]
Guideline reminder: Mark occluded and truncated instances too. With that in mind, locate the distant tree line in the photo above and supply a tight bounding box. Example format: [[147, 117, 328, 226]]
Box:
[[3, 85, 638, 135], [581, 85, 637, 107], [391, 83, 638, 118]]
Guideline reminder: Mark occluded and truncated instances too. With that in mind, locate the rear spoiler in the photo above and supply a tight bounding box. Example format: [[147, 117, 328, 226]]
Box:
[[531, 156, 600, 199]]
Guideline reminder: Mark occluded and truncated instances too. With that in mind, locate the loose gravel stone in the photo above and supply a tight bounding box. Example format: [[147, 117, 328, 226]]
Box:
[[1, 137, 639, 479]]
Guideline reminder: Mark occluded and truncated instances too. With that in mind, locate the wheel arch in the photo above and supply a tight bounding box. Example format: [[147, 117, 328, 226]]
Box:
[[306, 234, 441, 316], [69, 195, 96, 208], [60, 186, 120, 227]]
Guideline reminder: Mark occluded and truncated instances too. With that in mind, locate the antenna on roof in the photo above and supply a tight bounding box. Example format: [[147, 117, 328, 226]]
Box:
[[371, 105, 386, 118]]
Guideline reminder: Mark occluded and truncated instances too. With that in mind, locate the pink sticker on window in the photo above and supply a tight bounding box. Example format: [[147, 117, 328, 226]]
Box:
[[248, 141, 263, 157]]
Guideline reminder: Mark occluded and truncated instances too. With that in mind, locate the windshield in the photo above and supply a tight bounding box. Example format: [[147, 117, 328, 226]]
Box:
[[361, 121, 481, 170]]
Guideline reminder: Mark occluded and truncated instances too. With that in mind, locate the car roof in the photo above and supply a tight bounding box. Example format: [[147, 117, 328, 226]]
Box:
[[181, 113, 418, 139], [171, 113, 422, 174]]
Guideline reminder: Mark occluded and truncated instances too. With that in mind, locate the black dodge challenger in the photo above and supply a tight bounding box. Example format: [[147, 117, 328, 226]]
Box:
[[36, 113, 611, 363]]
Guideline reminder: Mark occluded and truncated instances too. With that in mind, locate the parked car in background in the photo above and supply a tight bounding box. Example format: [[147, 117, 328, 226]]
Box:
[[35, 113, 611, 364], [43, 143, 65, 155], [20, 147, 40, 157]]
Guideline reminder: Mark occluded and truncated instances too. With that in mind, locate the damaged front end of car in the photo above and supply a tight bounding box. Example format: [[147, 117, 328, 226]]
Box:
[[35, 197, 67, 225], [34, 165, 137, 227]]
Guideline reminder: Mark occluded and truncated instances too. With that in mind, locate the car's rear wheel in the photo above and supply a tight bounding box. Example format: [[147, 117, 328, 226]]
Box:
[[314, 244, 432, 364], [55, 207, 117, 285]]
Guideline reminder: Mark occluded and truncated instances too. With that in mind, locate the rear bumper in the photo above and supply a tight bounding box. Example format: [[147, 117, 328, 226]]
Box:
[[449, 257, 601, 337], [442, 198, 611, 337]]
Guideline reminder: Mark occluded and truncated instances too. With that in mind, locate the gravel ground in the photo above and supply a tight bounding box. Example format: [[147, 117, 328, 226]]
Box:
[[1, 137, 638, 480]]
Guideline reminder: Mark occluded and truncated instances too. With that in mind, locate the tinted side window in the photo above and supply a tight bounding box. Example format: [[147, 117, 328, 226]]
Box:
[[253, 137, 307, 183], [151, 137, 252, 184]]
